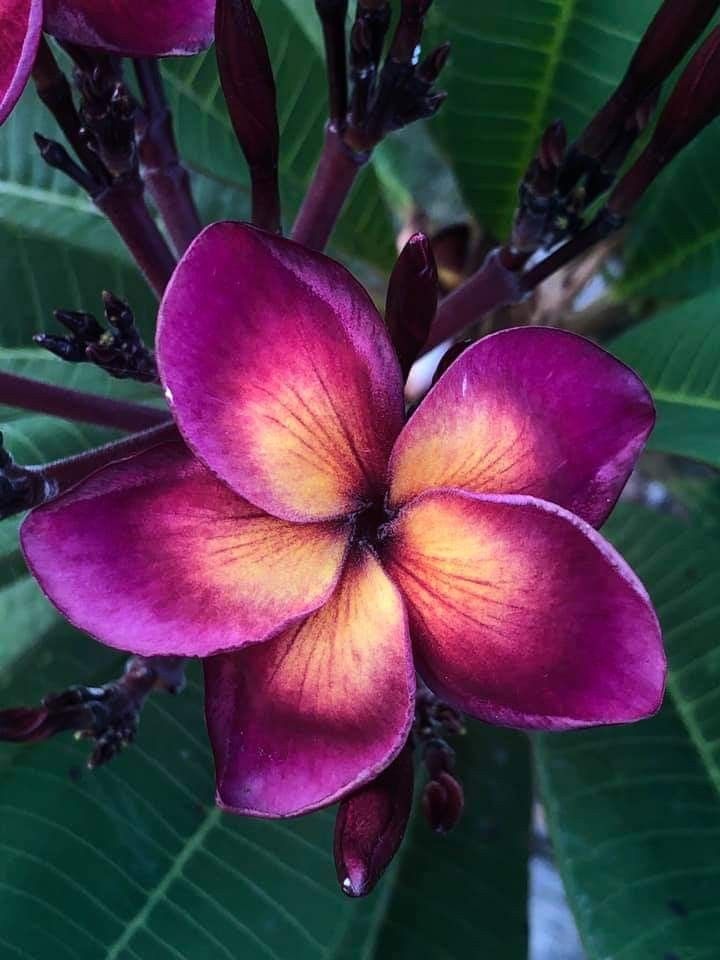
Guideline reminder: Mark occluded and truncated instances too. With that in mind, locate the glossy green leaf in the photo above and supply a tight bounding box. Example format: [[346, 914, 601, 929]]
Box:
[[423, 1, 720, 300], [610, 291, 720, 467], [536, 504, 720, 960], [423, 1, 658, 239], [0, 616, 530, 958]]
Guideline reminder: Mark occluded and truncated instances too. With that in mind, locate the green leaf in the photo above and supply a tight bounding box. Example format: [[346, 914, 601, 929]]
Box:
[[610, 291, 720, 468], [617, 111, 720, 301], [422, 2, 720, 300], [0, 620, 530, 958], [163, 0, 397, 273], [536, 503, 720, 959], [423, 0, 659, 238]]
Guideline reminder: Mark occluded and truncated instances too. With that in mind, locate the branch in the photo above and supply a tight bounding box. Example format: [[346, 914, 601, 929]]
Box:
[[0, 655, 186, 769], [0, 422, 180, 519], [0, 370, 169, 431], [134, 59, 202, 256], [33, 44, 176, 299]]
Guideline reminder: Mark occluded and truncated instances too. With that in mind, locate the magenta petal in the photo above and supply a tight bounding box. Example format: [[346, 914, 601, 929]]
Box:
[[389, 327, 655, 527], [21, 444, 349, 658], [0, 0, 42, 125], [205, 549, 415, 817], [383, 489, 665, 730], [158, 223, 405, 522], [43, 0, 215, 56]]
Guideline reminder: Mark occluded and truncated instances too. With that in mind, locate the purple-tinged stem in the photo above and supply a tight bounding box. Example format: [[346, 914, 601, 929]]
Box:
[[291, 126, 365, 251], [425, 249, 527, 350], [93, 179, 176, 299], [134, 59, 202, 256], [33, 421, 180, 490], [1, 422, 179, 519], [31, 37, 109, 187], [0, 371, 169, 432]]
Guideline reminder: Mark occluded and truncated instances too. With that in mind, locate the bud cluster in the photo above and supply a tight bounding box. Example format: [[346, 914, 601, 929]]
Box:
[[0, 656, 185, 769], [315, 0, 449, 154], [511, 0, 720, 270], [35, 292, 158, 384]]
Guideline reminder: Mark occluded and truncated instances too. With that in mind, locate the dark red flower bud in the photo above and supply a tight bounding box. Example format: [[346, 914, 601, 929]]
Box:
[[577, 0, 720, 160], [215, 0, 281, 232], [423, 738, 456, 779], [315, 0, 350, 126], [417, 42, 451, 85], [422, 772, 464, 834], [334, 743, 414, 897], [385, 233, 439, 378], [608, 26, 720, 218], [624, 0, 720, 101]]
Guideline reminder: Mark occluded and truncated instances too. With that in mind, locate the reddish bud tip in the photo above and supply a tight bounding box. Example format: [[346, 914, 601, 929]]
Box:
[[0, 707, 52, 743], [538, 119, 567, 171], [334, 744, 414, 897], [609, 26, 720, 218], [625, 0, 720, 98], [215, 0, 281, 232], [422, 772, 464, 834], [386, 233, 439, 378], [423, 738, 456, 779], [418, 42, 451, 83]]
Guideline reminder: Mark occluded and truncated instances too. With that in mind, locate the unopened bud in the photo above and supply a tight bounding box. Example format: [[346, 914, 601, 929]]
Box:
[[576, 0, 720, 161], [334, 743, 414, 897], [608, 26, 720, 218], [215, 0, 281, 232], [423, 738, 456, 779], [422, 771, 464, 834], [385, 233, 439, 378]]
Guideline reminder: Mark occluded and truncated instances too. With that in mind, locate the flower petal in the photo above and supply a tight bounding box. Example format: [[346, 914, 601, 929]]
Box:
[[21, 444, 348, 658], [158, 223, 404, 522], [382, 489, 665, 730], [389, 328, 654, 527], [43, 0, 214, 56], [204, 548, 415, 817], [0, 0, 42, 125]]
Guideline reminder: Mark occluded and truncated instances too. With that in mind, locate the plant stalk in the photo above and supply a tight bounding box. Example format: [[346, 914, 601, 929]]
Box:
[[134, 59, 202, 256], [0, 371, 169, 432], [291, 126, 365, 251]]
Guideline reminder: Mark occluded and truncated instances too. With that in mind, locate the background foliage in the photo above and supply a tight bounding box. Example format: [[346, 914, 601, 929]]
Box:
[[2, 0, 720, 957]]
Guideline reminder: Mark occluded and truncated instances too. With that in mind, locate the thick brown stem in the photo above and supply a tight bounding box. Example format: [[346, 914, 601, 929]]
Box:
[[291, 126, 364, 251], [0, 371, 169, 432]]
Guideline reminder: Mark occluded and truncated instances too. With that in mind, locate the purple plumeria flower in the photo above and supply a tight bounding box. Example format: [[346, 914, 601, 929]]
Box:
[[0, 0, 215, 123], [21, 223, 666, 818]]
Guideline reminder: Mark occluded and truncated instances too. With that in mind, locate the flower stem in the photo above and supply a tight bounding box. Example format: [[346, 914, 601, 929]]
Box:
[[1, 422, 179, 520], [34, 421, 180, 492], [291, 126, 365, 250], [93, 179, 177, 298], [134, 59, 202, 256], [32, 43, 177, 299], [424, 250, 528, 350], [0, 371, 169, 432]]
